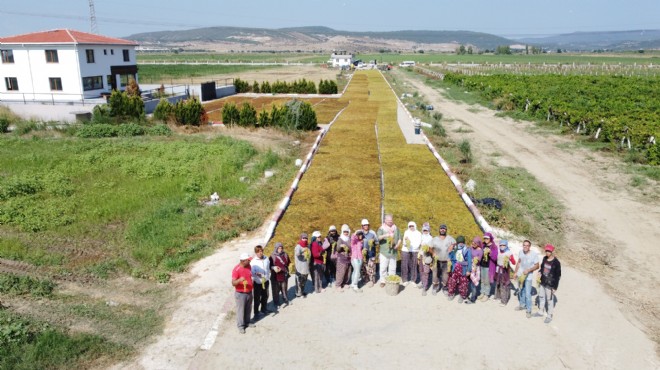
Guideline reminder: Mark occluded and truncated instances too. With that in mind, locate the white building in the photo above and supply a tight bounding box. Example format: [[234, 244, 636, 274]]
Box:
[[329, 51, 353, 68], [0, 29, 138, 102]]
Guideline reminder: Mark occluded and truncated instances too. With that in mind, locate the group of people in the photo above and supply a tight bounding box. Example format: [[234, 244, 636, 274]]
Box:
[[231, 214, 562, 334]]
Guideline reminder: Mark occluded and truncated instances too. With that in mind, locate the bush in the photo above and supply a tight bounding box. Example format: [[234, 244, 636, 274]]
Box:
[[277, 100, 317, 131], [221, 103, 240, 126], [76, 124, 118, 138], [117, 123, 145, 137], [319, 79, 338, 94], [238, 102, 257, 127], [252, 81, 260, 93], [146, 124, 173, 136], [458, 139, 473, 163], [0, 117, 9, 133], [173, 98, 206, 126], [108, 90, 144, 120], [260, 81, 271, 93], [234, 78, 250, 93], [153, 99, 174, 122], [647, 144, 660, 166], [257, 110, 271, 127]]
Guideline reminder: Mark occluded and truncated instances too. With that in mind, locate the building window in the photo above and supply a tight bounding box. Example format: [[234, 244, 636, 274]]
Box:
[[1, 49, 14, 63], [5, 77, 19, 91], [103, 49, 107, 55], [119, 74, 135, 88], [82, 76, 103, 91], [45, 49, 59, 63], [49, 77, 63, 91], [123, 49, 130, 62], [110, 49, 114, 55], [85, 49, 95, 63]]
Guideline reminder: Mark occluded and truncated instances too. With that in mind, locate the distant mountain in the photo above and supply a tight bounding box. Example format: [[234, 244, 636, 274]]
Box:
[[517, 30, 660, 50], [125, 26, 513, 51]]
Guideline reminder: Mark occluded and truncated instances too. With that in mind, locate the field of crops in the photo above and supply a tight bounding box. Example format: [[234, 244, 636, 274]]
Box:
[[204, 96, 348, 124], [441, 72, 660, 163], [268, 70, 481, 254]]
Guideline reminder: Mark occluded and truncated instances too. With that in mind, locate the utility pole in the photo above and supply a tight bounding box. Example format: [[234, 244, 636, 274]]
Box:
[[88, 0, 99, 34]]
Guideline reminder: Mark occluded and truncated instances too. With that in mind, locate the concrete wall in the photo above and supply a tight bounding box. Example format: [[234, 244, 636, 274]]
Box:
[[215, 85, 235, 99], [144, 94, 188, 114]]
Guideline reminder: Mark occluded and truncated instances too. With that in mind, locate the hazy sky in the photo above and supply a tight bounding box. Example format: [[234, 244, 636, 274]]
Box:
[[1, 0, 658, 38]]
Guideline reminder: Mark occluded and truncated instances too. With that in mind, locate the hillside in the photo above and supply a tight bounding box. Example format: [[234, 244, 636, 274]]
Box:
[[125, 26, 513, 52], [517, 29, 660, 50]]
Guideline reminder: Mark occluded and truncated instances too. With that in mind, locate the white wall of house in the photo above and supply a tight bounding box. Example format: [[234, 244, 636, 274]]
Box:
[[77, 45, 137, 98], [330, 54, 353, 68], [0, 44, 136, 102]]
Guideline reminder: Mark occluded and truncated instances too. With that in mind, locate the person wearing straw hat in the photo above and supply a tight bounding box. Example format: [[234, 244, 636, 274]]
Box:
[[232, 252, 254, 334]]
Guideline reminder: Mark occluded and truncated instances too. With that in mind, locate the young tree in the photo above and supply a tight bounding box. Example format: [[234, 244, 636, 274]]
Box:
[[221, 102, 240, 126], [238, 102, 257, 127]]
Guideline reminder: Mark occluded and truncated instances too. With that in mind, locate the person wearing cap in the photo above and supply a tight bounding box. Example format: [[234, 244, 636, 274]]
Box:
[[495, 240, 516, 306], [335, 224, 352, 290], [350, 229, 365, 291], [294, 233, 311, 298], [431, 223, 456, 295], [480, 232, 499, 301], [536, 244, 561, 323], [377, 214, 401, 287], [323, 225, 339, 285], [310, 231, 326, 294], [250, 245, 272, 316], [360, 219, 379, 287], [418, 222, 434, 294], [402, 221, 422, 286], [269, 242, 291, 308], [514, 240, 540, 318], [447, 236, 472, 303], [232, 253, 254, 334]]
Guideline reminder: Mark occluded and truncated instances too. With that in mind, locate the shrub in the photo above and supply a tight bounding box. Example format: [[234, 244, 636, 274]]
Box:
[[234, 78, 250, 93], [238, 102, 257, 127], [0, 117, 9, 133], [146, 124, 173, 136], [458, 139, 473, 163], [252, 81, 260, 93], [76, 124, 118, 138], [153, 99, 174, 122], [319, 79, 338, 94], [117, 123, 145, 137], [257, 110, 271, 127], [271, 80, 289, 94], [221, 103, 240, 126], [173, 98, 206, 126], [107, 90, 144, 120], [647, 144, 660, 166], [260, 81, 271, 93]]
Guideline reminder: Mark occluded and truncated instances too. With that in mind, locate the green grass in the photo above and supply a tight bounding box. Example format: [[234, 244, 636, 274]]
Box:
[[0, 135, 296, 278], [137, 64, 281, 83], [0, 310, 130, 370]]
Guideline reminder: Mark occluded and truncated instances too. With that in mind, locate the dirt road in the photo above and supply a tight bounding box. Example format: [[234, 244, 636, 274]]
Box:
[[399, 71, 660, 349]]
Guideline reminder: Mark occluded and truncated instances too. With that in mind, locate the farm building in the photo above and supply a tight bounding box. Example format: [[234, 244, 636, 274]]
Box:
[[329, 51, 353, 68], [0, 29, 138, 102]]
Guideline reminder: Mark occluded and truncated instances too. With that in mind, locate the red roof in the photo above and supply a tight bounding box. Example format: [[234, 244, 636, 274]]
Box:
[[0, 29, 137, 46]]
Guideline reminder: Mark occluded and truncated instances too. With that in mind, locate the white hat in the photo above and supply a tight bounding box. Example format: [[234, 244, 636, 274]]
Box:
[[329, 225, 337, 231], [239, 253, 250, 260], [408, 221, 416, 228], [312, 230, 321, 238], [361, 219, 369, 226], [341, 224, 350, 233]]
